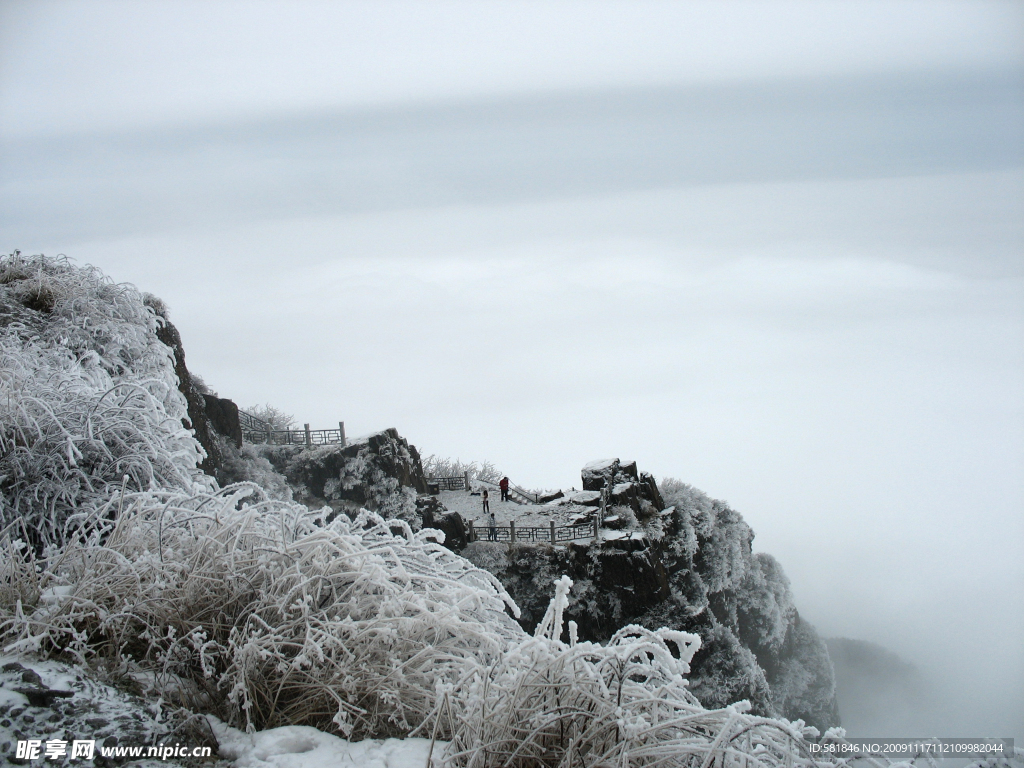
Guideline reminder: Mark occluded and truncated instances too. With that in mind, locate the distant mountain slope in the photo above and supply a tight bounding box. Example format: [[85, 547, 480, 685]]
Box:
[[826, 637, 928, 736]]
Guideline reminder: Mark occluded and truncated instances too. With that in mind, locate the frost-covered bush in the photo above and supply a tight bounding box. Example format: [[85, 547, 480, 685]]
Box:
[[243, 403, 294, 431], [657, 479, 841, 729], [686, 623, 773, 715], [216, 435, 293, 501], [606, 503, 638, 530], [0, 253, 206, 549], [736, 553, 796, 659], [336, 445, 417, 522], [0, 489, 520, 739], [312, 442, 420, 528], [660, 478, 753, 595], [429, 576, 834, 768], [768, 617, 840, 728]]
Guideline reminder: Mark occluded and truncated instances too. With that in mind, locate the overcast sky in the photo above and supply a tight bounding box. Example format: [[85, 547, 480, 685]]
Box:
[[2, 0, 1022, 740]]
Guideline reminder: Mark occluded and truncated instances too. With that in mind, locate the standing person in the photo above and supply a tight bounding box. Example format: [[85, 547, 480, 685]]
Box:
[[499, 476, 509, 502], [482, 488, 490, 514], [488, 510, 497, 541]]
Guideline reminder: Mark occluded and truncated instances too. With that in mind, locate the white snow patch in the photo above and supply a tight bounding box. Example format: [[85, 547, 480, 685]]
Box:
[[210, 717, 443, 768], [0, 687, 28, 708], [38, 585, 75, 604], [600, 530, 650, 542]]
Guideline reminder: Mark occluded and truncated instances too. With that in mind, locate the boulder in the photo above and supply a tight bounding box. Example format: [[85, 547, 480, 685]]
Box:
[[567, 510, 594, 526], [581, 460, 667, 517], [417, 495, 468, 551], [359, 429, 429, 493], [258, 428, 428, 519], [617, 460, 639, 482], [203, 394, 243, 448], [610, 481, 641, 513], [582, 459, 619, 491], [601, 513, 629, 530]]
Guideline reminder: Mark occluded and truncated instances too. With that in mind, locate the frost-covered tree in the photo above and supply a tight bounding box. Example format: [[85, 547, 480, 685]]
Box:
[[244, 403, 295, 431], [422, 455, 502, 484]]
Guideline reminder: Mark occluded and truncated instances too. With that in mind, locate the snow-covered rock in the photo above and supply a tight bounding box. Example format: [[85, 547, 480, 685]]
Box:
[[0, 656, 189, 765], [569, 490, 602, 506], [255, 428, 428, 528]]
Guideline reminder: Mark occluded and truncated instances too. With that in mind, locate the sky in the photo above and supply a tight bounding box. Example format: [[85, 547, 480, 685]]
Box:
[[2, 0, 1023, 740]]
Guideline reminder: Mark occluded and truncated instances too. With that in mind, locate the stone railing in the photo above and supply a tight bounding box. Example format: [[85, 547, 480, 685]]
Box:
[[467, 519, 598, 545], [238, 410, 347, 447]]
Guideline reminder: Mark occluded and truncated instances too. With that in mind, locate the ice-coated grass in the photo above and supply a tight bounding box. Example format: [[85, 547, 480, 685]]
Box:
[[0, 488, 520, 740], [422, 576, 825, 768]]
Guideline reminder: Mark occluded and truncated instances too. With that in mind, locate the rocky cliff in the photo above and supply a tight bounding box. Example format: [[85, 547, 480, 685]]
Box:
[[153, 315, 223, 478]]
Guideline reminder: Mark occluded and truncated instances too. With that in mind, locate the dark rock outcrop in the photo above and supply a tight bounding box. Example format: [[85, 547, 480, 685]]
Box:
[[639, 471, 665, 512], [581, 458, 619, 491], [155, 319, 221, 477], [581, 458, 664, 516], [203, 394, 243, 448], [417, 495, 469, 551], [462, 538, 671, 641]]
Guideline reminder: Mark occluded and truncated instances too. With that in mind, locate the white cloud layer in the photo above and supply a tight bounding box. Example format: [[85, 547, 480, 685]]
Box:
[[1, 0, 1021, 137]]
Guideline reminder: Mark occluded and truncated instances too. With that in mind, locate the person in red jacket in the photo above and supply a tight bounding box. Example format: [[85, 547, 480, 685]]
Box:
[[499, 476, 510, 502]]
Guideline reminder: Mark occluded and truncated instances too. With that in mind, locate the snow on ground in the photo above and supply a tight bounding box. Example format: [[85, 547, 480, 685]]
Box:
[[438, 485, 599, 539], [210, 718, 442, 768]]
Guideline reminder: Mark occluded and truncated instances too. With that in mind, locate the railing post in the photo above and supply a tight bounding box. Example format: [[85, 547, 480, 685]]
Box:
[[304, 423, 312, 447], [468, 520, 475, 543], [339, 421, 346, 447], [509, 520, 515, 543], [593, 515, 599, 542], [550, 520, 556, 545]]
